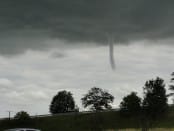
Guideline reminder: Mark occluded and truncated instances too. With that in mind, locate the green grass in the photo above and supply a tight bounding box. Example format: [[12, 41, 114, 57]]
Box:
[[1, 106, 174, 131], [106, 129, 174, 131]]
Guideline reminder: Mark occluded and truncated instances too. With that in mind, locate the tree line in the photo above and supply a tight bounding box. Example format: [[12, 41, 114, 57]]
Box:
[[13, 73, 174, 126], [49, 75, 174, 116]]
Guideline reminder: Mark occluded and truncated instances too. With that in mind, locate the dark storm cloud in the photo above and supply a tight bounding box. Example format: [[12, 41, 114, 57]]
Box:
[[0, 0, 174, 55]]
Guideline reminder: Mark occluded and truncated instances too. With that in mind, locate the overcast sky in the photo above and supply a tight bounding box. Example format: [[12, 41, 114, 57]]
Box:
[[0, 0, 174, 117]]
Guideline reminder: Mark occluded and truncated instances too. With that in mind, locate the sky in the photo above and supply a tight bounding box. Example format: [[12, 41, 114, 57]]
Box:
[[0, 0, 174, 118]]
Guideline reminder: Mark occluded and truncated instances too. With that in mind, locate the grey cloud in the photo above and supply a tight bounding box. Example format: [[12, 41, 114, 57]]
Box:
[[0, 43, 173, 116], [0, 0, 174, 55], [50, 51, 66, 58]]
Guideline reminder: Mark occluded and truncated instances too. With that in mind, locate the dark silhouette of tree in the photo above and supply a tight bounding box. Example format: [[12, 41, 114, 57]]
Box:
[[120, 92, 141, 116], [142, 77, 168, 119], [168, 72, 174, 102], [14, 111, 30, 121], [81, 87, 114, 111], [169, 72, 174, 90], [50, 90, 75, 114]]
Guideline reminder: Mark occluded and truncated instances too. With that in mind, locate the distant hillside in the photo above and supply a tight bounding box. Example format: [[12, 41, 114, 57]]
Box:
[[1, 106, 174, 131]]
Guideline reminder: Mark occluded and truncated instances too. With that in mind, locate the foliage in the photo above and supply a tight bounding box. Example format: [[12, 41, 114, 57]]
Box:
[[14, 111, 30, 121], [169, 72, 174, 90], [168, 72, 174, 100], [81, 87, 114, 111], [50, 90, 75, 114], [120, 92, 141, 116], [142, 77, 168, 119]]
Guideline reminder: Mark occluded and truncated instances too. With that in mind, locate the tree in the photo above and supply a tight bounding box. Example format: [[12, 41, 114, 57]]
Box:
[[169, 72, 174, 90], [81, 87, 114, 111], [120, 92, 141, 116], [50, 90, 75, 114], [142, 77, 168, 119], [168, 72, 174, 102], [14, 111, 30, 121]]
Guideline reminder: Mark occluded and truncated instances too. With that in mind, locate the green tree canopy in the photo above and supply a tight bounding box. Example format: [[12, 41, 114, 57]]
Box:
[[120, 92, 141, 116], [168, 72, 174, 99], [50, 90, 75, 114], [81, 87, 114, 111], [142, 77, 168, 119], [14, 111, 30, 121]]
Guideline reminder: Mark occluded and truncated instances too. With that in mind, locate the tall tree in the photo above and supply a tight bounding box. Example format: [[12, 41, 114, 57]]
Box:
[[81, 87, 114, 111], [50, 90, 75, 114], [120, 92, 141, 116], [142, 77, 168, 119], [168, 72, 174, 101]]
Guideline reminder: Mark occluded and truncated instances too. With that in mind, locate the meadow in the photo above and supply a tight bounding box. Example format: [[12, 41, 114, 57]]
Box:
[[1, 106, 174, 131]]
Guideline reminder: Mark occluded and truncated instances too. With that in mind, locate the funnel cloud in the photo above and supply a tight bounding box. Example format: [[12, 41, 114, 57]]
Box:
[[0, 0, 174, 118], [109, 37, 116, 70]]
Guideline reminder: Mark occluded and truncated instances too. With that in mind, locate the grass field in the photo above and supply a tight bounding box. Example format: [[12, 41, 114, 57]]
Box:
[[1, 106, 174, 131], [107, 129, 174, 131]]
